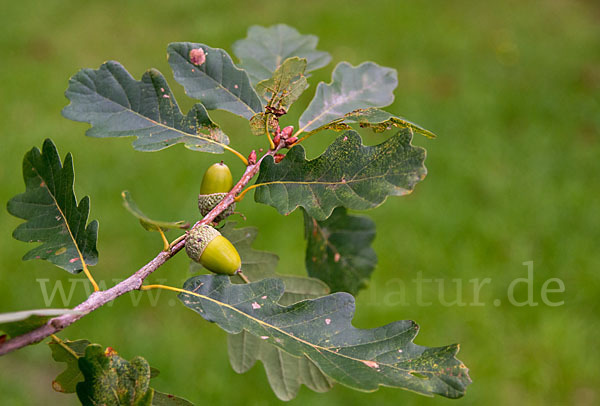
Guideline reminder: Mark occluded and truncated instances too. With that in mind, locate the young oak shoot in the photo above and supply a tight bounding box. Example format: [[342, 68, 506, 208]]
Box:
[[2, 24, 471, 404]]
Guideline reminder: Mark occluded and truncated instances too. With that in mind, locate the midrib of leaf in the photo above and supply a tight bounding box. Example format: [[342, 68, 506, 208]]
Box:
[[276, 349, 291, 395], [204, 73, 256, 118], [298, 87, 368, 134], [246, 50, 272, 73], [273, 36, 313, 69], [312, 219, 338, 258], [51, 336, 80, 360], [182, 287, 442, 376], [254, 170, 411, 206], [256, 174, 395, 188], [273, 31, 283, 67], [32, 166, 88, 272], [91, 86, 229, 151]]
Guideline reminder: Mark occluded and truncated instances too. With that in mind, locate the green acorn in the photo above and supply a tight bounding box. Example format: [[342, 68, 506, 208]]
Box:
[[198, 162, 235, 222], [185, 225, 241, 275]]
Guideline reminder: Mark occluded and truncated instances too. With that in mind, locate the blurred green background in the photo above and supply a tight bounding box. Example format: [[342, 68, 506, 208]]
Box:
[[1, 0, 599, 404]]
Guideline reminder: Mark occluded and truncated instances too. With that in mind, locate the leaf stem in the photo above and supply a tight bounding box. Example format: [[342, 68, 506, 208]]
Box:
[[157, 228, 170, 251], [265, 114, 275, 150], [169, 234, 186, 250], [223, 145, 249, 166], [140, 284, 189, 295], [236, 270, 251, 284], [82, 263, 100, 292], [234, 184, 261, 202]]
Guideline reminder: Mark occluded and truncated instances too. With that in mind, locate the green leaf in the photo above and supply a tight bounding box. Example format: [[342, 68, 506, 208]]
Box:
[[298, 62, 398, 134], [121, 191, 189, 232], [233, 24, 331, 86], [7, 139, 99, 273], [343, 108, 436, 138], [254, 130, 427, 221], [76, 345, 154, 406], [255, 57, 309, 112], [48, 338, 179, 403], [62, 61, 229, 153], [304, 207, 377, 295], [307, 107, 437, 139], [178, 276, 471, 399], [228, 275, 332, 401], [276, 275, 330, 306], [249, 112, 279, 136], [152, 391, 194, 406], [0, 309, 80, 338], [48, 338, 91, 393], [209, 224, 331, 400], [167, 42, 263, 120]]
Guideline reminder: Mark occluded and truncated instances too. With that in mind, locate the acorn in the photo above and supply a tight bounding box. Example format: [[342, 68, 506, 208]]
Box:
[[198, 162, 235, 223], [185, 225, 241, 275]]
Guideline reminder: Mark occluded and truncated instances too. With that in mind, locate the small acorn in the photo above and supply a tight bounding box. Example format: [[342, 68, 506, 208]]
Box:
[[198, 162, 235, 223], [185, 225, 241, 275]]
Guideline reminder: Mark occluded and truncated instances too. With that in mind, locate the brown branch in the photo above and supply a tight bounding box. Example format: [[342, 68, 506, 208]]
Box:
[[0, 148, 278, 356]]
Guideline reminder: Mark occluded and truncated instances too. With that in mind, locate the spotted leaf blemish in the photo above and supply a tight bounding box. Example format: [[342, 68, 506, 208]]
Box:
[[362, 360, 379, 369], [189, 48, 206, 66]]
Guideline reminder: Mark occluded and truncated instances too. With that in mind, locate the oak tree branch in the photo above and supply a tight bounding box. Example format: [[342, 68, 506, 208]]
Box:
[[0, 148, 278, 356]]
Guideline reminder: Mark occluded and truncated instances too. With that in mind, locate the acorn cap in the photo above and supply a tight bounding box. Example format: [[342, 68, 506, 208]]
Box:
[[185, 225, 220, 262], [198, 192, 236, 223]]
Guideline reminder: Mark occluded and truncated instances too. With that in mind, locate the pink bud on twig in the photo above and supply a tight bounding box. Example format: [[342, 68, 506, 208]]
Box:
[[281, 126, 294, 139], [248, 150, 257, 165]]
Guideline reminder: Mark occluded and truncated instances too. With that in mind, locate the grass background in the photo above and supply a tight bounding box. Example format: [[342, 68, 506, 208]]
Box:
[[1, 0, 599, 404]]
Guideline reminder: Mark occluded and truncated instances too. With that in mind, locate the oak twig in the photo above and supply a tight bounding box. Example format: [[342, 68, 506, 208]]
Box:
[[0, 147, 279, 356]]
